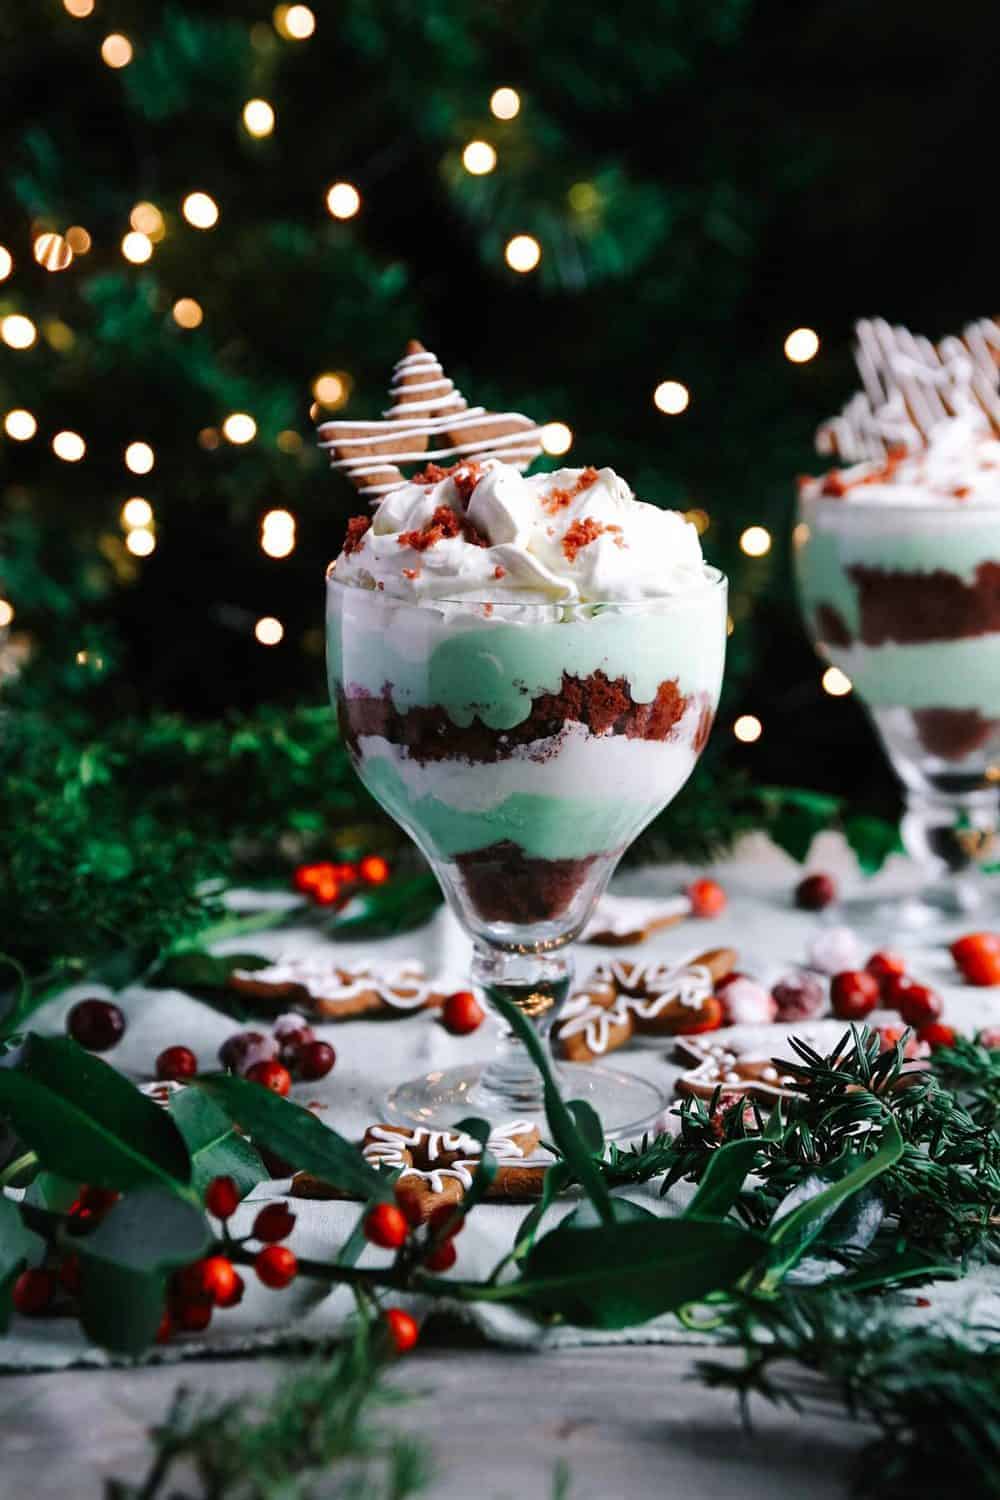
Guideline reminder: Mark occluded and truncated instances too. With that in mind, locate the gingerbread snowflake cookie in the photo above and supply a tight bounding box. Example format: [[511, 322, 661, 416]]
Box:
[[292, 1121, 547, 1222], [554, 948, 737, 1063], [228, 955, 445, 1021]]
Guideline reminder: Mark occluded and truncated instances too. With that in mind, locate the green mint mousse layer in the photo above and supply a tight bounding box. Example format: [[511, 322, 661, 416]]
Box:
[[829, 636, 1000, 710]]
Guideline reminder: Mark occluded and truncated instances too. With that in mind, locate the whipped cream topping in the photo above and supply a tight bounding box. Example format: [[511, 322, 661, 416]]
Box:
[[331, 460, 708, 603], [802, 413, 1000, 508]]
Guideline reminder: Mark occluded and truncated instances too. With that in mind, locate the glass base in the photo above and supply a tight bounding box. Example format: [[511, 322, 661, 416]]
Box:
[[842, 876, 992, 940], [385, 1060, 667, 1142]]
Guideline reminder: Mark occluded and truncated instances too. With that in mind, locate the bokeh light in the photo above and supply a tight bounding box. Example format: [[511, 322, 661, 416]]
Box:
[[505, 234, 541, 272], [0, 246, 12, 281], [4, 410, 37, 441], [172, 297, 203, 329], [462, 140, 497, 175], [130, 202, 165, 241], [784, 327, 820, 364], [255, 616, 284, 645], [125, 441, 155, 474], [822, 666, 853, 696], [126, 527, 156, 557], [65, 226, 92, 254], [101, 33, 133, 67], [1, 315, 36, 349], [540, 421, 573, 456], [490, 87, 520, 120], [52, 430, 86, 462], [0, 599, 13, 628], [312, 371, 352, 409], [326, 182, 361, 219], [122, 497, 153, 529], [653, 380, 690, 415], [734, 715, 763, 743], [243, 99, 275, 137], [739, 525, 772, 557], [182, 192, 219, 229], [33, 233, 73, 271], [121, 231, 153, 263], [64, 0, 95, 15], [261, 509, 296, 558], [223, 413, 257, 444]]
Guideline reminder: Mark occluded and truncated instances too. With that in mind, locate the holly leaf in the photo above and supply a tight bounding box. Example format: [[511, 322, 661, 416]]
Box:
[[168, 1087, 268, 1199], [323, 873, 442, 938], [757, 787, 841, 864], [77, 1259, 166, 1356], [844, 815, 903, 875], [80, 1186, 210, 1274], [0, 1196, 42, 1334], [0, 1035, 192, 1192], [195, 1074, 385, 1199]]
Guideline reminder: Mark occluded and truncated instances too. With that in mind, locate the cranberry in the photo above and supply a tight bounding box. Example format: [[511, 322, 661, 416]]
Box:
[[156, 1045, 198, 1082], [364, 1202, 410, 1249], [881, 971, 912, 1009], [896, 983, 942, 1028], [428, 1202, 465, 1239], [686, 878, 727, 918], [273, 1013, 315, 1067], [674, 994, 724, 1035], [951, 932, 1000, 987], [200, 1255, 238, 1306], [771, 971, 826, 1022], [12, 1269, 55, 1316], [255, 1245, 298, 1288], [717, 978, 776, 1027], [205, 1175, 241, 1220], [383, 1307, 419, 1354], [830, 970, 880, 1021], [253, 1202, 296, 1242], [219, 1030, 278, 1075], [67, 998, 125, 1052], [917, 1022, 957, 1051], [441, 991, 485, 1035], [298, 1040, 336, 1080], [423, 1238, 457, 1272], [795, 873, 837, 911], [246, 1059, 292, 1096], [866, 951, 907, 991]]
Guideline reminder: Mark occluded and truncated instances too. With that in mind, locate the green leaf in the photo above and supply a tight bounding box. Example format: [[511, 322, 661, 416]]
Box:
[[449, 1116, 497, 1220], [810, 1245, 960, 1296], [0, 1037, 192, 1192], [685, 1138, 764, 1220], [152, 949, 271, 991], [510, 1216, 766, 1328], [195, 1074, 385, 1200], [844, 815, 904, 876], [324, 873, 441, 938], [77, 1258, 166, 1356], [81, 1186, 210, 1274], [168, 1088, 268, 1199], [508, 1161, 573, 1266], [23, 1172, 81, 1214], [566, 1099, 604, 1155]]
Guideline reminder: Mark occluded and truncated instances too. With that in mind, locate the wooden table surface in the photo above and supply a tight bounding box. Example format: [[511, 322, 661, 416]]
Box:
[[1, 1341, 869, 1498]]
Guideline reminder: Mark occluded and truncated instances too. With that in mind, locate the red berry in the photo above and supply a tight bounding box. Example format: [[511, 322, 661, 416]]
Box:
[[772, 971, 825, 1022], [364, 1201, 410, 1250], [59, 1254, 81, 1295], [176, 1300, 212, 1332], [298, 1040, 336, 1080], [866, 951, 906, 991], [686, 878, 727, 918], [383, 1307, 419, 1354], [246, 1059, 292, 1096], [293, 861, 335, 893], [12, 1269, 55, 1316], [359, 854, 390, 885], [156, 1044, 198, 1082], [255, 1245, 298, 1288], [673, 994, 724, 1035], [67, 1184, 119, 1232], [917, 1022, 957, 1051], [252, 1202, 296, 1243], [428, 1202, 464, 1240], [205, 1175, 241, 1220], [441, 990, 485, 1036], [311, 877, 341, 907], [67, 998, 126, 1052], [218, 1271, 245, 1308], [200, 1255, 238, 1306], [273, 1015, 315, 1068], [896, 983, 942, 1028], [423, 1238, 457, 1273], [155, 1310, 172, 1344], [395, 1189, 426, 1229], [219, 1030, 277, 1074], [795, 873, 837, 911], [830, 970, 880, 1021], [950, 932, 1000, 987]]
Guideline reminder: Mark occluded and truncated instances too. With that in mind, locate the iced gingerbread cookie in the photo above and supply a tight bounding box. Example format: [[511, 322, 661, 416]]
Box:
[[580, 894, 692, 946], [292, 1120, 547, 1222], [554, 948, 737, 1063], [228, 955, 445, 1020]]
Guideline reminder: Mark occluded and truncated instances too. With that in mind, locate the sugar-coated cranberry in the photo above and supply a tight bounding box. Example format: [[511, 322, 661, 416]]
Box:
[[866, 951, 907, 991], [255, 1245, 298, 1288], [423, 1238, 457, 1273], [896, 983, 942, 1027], [830, 970, 880, 1021], [978, 1026, 1000, 1050], [218, 1271, 245, 1308], [155, 1045, 198, 1082], [674, 994, 724, 1035], [219, 1030, 278, 1074], [364, 1202, 410, 1250], [795, 873, 837, 911], [441, 991, 485, 1035], [807, 925, 863, 975], [298, 1040, 336, 1080], [771, 971, 826, 1022], [246, 1059, 292, 1095], [717, 977, 776, 1027], [917, 1022, 957, 1051], [950, 932, 1000, 987], [252, 1202, 296, 1243], [12, 1269, 55, 1316], [67, 998, 126, 1052], [686, 878, 727, 918], [384, 1307, 419, 1354], [428, 1202, 465, 1239], [273, 1014, 316, 1066], [205, 1175, 241, 1220]]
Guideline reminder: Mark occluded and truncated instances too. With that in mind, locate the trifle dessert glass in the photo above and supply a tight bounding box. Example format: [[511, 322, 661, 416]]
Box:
[[795, 316, 1000, 924], [327, 458, 727, 1132]]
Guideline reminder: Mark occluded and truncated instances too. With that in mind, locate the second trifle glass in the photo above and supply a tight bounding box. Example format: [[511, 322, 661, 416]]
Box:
[[328, 572, 727, 1133]]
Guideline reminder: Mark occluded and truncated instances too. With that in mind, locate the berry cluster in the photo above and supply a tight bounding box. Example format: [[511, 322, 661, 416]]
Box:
[[293, 852, 390, 908], [217, 1014, 336, 1095], [830, 950, 953, 1049], [358, 1192, 466, 1354]]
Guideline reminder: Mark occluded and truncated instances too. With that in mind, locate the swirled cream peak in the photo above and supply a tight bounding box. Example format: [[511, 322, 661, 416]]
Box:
[[332, 459, 707, 602], [802, 412, 1000, 508]]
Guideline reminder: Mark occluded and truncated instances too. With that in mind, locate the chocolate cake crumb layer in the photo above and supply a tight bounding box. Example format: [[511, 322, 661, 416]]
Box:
[[338, 671, 705, 764], [912, 708, 1000, 761], [814, 602, 854, 648], [453, 841, 603, 925], [848, 561, 1000, 646]]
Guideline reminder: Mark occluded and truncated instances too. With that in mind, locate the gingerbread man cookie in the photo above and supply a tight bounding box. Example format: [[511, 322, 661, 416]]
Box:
[[229, 956, 445, 1021], [292, 1120, 546, 1222], [554, 948, 737, 1063]]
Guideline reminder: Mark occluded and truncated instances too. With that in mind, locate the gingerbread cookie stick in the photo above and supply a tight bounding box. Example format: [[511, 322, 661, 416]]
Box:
[[229, 957, 445, 1020]]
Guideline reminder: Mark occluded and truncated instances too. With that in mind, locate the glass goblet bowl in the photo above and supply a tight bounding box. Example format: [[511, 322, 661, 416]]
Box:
[[327, 568, 727, 1135], [794, 488, 1000, 927]]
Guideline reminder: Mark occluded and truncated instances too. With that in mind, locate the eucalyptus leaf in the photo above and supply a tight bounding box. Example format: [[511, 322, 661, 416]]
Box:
[[450, 1116, 497, 1220], [168, 1088, 268, 1198], [509, 1161, 573, 1265], [566, 1099, 604, 1155], [684, 1138, 764, 1220]]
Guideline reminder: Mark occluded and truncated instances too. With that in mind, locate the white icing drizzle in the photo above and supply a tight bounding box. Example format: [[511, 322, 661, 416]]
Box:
[[231, 956, 436, 1010], [363, 1121, 534, 1192], [558, 959, 714, 1054], [580, 893, 691, 940]]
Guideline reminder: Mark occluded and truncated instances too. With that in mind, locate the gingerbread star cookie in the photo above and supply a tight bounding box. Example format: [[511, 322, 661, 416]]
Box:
[[292, 1120, 547, 1222], [554, 948, 737, 1063], [317, 340, 543, 504], [228, 956, 445, 1021]]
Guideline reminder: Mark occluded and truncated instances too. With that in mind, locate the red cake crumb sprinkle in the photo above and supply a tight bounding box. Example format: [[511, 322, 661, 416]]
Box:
[[342, 515, 372, 556], [542, 465, 599, 514], [562, 517, 622, 562], [402, 567, 420, 580], [494, 565, 506, 579], [821, 471, 847, 497], [398, 505, 488, 552], [410, 460, 484, 505], [954, 485, 971, 499]]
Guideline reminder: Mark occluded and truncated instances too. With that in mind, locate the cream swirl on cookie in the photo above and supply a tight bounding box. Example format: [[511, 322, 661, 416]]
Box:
[[332, 459, 707, 603]]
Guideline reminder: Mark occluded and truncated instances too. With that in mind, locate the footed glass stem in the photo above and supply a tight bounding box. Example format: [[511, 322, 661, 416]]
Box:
[[468, 944, 572, 1115]]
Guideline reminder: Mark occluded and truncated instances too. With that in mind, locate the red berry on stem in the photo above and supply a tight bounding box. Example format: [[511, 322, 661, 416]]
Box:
[[428, 1202, 464, 1240], [795, 873, 837, 911], [830, 970, 880, 1021], [155, 1309, 172, 1344], [293, 862, 335, 893], [951, 932, 1000, 987], [896, 983, 942, 1028], [253, 1202, 296, 1243], [442, 990, 485, 1036], [311, 877, 341, 907], [205, 1175, 241, 1220], [686, 878, 727, 918], [255, 1245, 298, 1288], [384, 1307, 419, 1354], [866, 951, 906, 990], [176, 1300, 212, 1332], [917, 1022, 956, 1051], [156, 1044, 198, 1082], [218, 1271, 245, 1308], [359, 853, 390, 885], [246, 1059, 292, 1096], [423, 1238, 457, 1273], [298, 1040, 336, 1080], [674, 994, 724, 1035], [364, 1201, 410, 1250], [12, 1269, 55, 1316], [200, 1255, 238, 1305], [67, 998, 126, 1052]]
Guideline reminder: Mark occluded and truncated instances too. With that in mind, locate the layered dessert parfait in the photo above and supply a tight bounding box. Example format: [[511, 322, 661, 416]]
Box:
[[796, 316, 1000, 769], [327, 458, 725, 942]]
